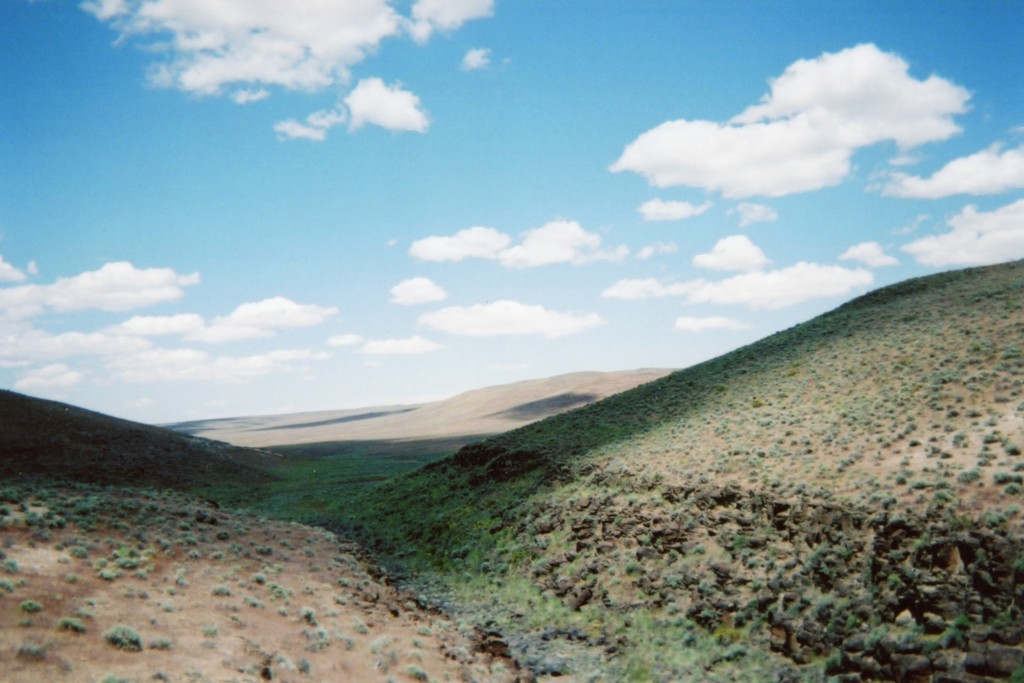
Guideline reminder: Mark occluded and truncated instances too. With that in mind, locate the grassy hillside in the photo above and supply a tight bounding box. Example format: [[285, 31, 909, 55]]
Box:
[[336, 260, 1024, 681]]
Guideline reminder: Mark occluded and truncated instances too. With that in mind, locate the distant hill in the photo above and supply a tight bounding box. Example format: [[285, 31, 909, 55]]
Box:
[[0, 390, 279, 492], [165, 369, 672, 447], [339, 260, 1024, 681]]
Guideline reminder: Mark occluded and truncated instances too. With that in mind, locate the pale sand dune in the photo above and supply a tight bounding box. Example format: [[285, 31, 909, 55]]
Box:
[[168, 370, 673, 448]]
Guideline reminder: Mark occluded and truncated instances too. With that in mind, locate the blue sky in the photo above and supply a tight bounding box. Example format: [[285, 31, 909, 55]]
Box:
[[2, 0, 1023, 423]]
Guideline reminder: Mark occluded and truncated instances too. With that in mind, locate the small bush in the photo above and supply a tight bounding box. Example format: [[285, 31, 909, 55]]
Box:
[[56, 617, 87, 633], [104, 625, 143, 651], [19, 600, 43, 614]]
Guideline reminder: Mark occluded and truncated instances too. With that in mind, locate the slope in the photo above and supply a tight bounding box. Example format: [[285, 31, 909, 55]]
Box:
[[337, 260, 1024, 682]]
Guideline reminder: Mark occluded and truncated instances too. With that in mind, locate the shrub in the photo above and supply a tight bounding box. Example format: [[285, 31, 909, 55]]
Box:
[[56, 617, 87, 633], [104, 625, 143, 651], [19, 600, 43, 614]]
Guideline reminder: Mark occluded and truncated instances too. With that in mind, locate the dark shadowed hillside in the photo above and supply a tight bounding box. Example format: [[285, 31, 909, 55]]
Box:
[[337, 260, 1024, 682], [0, 390, 279, 492]]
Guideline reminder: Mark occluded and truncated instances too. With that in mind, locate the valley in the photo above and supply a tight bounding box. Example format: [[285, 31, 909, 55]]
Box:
[[2, 261, 1023, 682]]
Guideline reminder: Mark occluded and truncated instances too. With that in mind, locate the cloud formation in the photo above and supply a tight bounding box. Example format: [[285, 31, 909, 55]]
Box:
[[461, 48, 491, 71], [419, 300, 603, 337], [901, 199, 1024, 266], [610, 44, 969, 198], [604, 263, 872, 309], [409, 221, 627, 268], [109, 348, 329, 383], [409, 0, 494, 43], [693, 235, 770, 272], [187, 297, 338, 343], [0, 262, 199, 319], [638, 199, 712, 222], [14, 364, 83, 391], [345, 78, 430, 133], [733, 202, 778, 227], [0, 256, 28, 283], [360, 335, 441, 354], [390, 277, 447, 305], [882, 144, 1024, 198], [839, 242, 899, 267]]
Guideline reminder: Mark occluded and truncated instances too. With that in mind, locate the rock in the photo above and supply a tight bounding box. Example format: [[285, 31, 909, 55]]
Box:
[[895, 654, 932, 683]]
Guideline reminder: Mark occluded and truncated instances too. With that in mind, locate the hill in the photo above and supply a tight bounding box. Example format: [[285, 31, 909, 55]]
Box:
[[335, 260, 1024, 682], [166, 369, 672, 448], [0, 390, 280, 494]]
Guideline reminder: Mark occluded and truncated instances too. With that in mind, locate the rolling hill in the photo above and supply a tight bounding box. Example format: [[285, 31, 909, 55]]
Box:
[[165, 369, 672, 448], [334, 260, 1024, 682]]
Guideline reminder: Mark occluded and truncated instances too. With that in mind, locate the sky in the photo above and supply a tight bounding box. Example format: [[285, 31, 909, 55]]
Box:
[[2, 0, 1023, 424]]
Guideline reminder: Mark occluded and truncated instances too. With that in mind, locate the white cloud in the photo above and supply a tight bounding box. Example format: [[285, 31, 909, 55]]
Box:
[[498, 220, 627, 268], [0, 329, 153, 361], [0, 262, 199, 319], [390, 277, 447, 305], [674, 316, 749, 332], [839, 241, 899, 267], [419, 300, 603, 338], [327, 333, 364, 347], [14, 364, 84, 391], [187, 297, 337, 343], [0, 256, 28, 283], [82, 0, 405, 96], [686, 263, 873, 309], [610, 44, 969, 198], [232, 88, 270, 104], [461, 48, 491, 71], [108, 314, 205, 337], [360, 335, 441, 355], [410, 221, 627, 268], [601, 278, 699, 300], [409, 226, 511, 262], [409, 0, 494, 43], [345, 78, 429, 133], [109, 348, 328, 383], [275, 106, 347, 141], [637, 242, 678, 260], [638, 199, 712, 221], [883, 144, 1024, 198], [901, 199, 1024, 266], [605, 263, 872, 309], [732, 202, 778, 227], [693, 235, 770, 272]]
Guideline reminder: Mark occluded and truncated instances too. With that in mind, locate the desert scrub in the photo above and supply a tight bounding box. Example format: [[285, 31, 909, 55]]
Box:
[[56, 617, 87, 633], [19, 599, 44, 613], [104, 625, 143, 651]]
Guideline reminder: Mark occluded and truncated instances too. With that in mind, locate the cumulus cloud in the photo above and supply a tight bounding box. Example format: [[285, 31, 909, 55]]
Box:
[[637, 242, 679, 260], [0, 262, 199, 319], [390, 277, 447, 305], [14, 364, 83, 391], [419, 300, 603, 337], [360, 335, 441, 354], [610, 44, 969, 198], [638, 199, 712, 222], [327, 333, 364, 347], [275, 106, 347, 141], [882, 144, 1024, 198], [693, 235, 770, 272], [0, 256, 28, 283], [901, 199, 1024, 266], [839, 242, 899, 267], [409, 226, 511, 262], [81, 0, 405, 96], [108, 314, 205, 337], [345, 78, 429, 133], [109, 348, 328, 383], [409, 0, 494, 43], [732, 202, 778, 227], [0, 329, 153, 361], [461, 48, 491, 71], [410, 221, 627, 268], [686, 263, 873, 309], [601, 278, 699, 300], [604, 263, 872, 309], [674, 316, 749, 332], [232, 88, 270, 104], [187, 297, 338, 343]]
